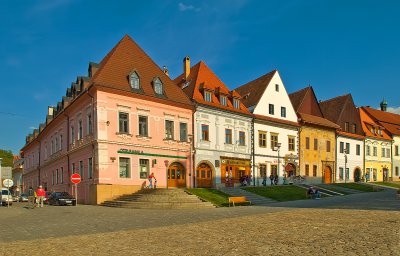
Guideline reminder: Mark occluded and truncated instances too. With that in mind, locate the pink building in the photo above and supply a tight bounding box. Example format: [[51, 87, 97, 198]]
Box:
[[22, 35, 194, 204]]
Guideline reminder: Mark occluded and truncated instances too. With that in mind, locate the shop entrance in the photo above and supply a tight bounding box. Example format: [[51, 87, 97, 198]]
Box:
[[220, 158, 251, 187], [354, 168, 361, 182], [167, 162, 186, 188], [196, 162, 213, 188], [324, 166, 332, 184]]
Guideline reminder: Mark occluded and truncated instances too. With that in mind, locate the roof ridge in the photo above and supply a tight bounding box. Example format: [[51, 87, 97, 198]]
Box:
[[235, 69, 277, 91], [320, 93, 350, 104]]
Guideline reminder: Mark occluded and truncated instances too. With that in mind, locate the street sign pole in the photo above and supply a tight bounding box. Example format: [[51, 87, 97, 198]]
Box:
[[70, 173, 81, 206], [75, 184, 78, 207], [7, 183, 9, 208]]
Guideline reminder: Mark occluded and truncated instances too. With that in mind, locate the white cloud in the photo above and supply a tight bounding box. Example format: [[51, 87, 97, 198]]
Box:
[[29, 126, 37, 130], [178, 3, 201, 12], [387, 107, 400, 115]]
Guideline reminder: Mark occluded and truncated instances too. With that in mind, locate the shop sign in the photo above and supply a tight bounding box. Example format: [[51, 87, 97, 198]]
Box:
[[120, 148, 144, 154], [221, 159, 250, 166]]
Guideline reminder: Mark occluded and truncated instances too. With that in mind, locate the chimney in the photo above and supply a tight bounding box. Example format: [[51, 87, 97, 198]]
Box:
[[183, 56, 190, 80], [380, 98, 387, 112], [48, 106, 55, 116], [163, 66, 169, 77]]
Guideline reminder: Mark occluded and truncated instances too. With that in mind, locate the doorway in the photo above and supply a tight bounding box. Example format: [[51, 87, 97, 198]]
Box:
[[167, 162, 186, 188], [324, 166, 332, 184]]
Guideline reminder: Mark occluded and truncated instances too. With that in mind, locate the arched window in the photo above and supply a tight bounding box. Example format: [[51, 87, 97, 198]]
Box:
[[154, 77, 163, 95], [129, 72, 140, 89]]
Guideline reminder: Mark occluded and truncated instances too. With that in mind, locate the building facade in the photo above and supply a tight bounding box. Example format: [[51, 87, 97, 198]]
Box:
[[174, 59, 252, 188], [290, 86, 339, 184], [320, 94, 365, 182], [235, 70, 299, 185], [22, 35, 194, 204]]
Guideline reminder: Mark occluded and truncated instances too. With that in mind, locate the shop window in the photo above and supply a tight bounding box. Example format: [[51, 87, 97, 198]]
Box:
[[119, 157, 130, 178], [139, 159, 149, 179]]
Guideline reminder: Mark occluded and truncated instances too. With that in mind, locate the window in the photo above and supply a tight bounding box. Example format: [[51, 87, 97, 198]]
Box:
[[326, 140, 331, 152], [314, 138, 318, 150], [138, 116, 148, 137], [119, 112, 129, 133], [275, 84, 279, 92], [352, 124, 356, 134], [119, 157, 130, 178], [225, 129, 232, 144], [269, 104, 274, 115], [60, 135, 63, 151], [87, 113, 92, 135], [220, 96, 227, 106], [396, 166, 399, 176], [79, 160, 83, 180], [201, 125, 209, 141], [204, 91, 212, 102], [344, 122, 349, 132], [233, 99, 240, 109], [345, 168, 349, 180], [356, 144, 361, 156], [288, 137, 295, 151], [339, 167, 344, 180], [55, 136, 59, 152], [60, 167, 63, 184], [239, 131, 245, 146], [373, 147, 377, 156], [259, 131, 267, 148], [271, 134, 278, 149], [346, 143, 350, 154], [130, 71, 140, 89], [52, 170, 55, 185], [139, 159, 149, 179], [55, 169, 59, 184], [305, 165, 309, 176], [281, 107, 286, 118], [340, 142, 344, 153], [382, 148, 386, 157], [180, 122, 187, 142], [260, 164, 267, 178], [154, 77, 163, 95], [306, 137, 310, 149], [72, 163, 75, 174], [88, 158, 93, 179], [313, 165, 317, 177], [366, 145, 370, 156], [78, 119, 83, 140], [51, 140, 53, 155], [396, 146, 399, 156], [386, 148, 390, 158], [165, 120, 174, 140]]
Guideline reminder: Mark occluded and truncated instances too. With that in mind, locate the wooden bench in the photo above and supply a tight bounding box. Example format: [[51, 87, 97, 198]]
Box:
[[228, 196, 251, 207]]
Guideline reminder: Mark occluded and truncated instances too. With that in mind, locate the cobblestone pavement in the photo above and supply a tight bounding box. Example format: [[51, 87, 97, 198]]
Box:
[[0, 189, 399, 255]]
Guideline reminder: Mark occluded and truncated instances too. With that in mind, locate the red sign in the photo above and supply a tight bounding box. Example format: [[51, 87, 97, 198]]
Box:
[[71, 173, 81, 184]]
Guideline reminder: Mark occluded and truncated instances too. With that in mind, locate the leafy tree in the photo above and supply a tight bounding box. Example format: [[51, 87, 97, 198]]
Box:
[[0, 149, 14, 167]]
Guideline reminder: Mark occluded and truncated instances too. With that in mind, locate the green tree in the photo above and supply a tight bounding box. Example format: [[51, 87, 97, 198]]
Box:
[[0, 149, 14, 167]]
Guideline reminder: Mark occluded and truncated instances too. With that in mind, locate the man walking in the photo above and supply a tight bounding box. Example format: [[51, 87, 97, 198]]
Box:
[[36, 185, 46, 208]]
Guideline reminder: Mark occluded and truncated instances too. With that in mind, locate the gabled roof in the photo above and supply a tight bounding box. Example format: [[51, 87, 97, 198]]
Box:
[[298, 112, 340, 129], [92, 35, 192, 106], [234, 70, 277, 108], [289, 86, 309, 113], [362, 106, 400, 136], [174, 61, 251, 115], [319, 94, 350, 123], [359, 107, 392, 140]]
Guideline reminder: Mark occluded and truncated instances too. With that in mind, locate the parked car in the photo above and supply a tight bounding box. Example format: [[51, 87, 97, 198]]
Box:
[[48, 192, 76, 206], [1, 188, 13, 206], [19, 193, 29, 202], [12, 195, 18, 202], [44, 191, 52, 204]]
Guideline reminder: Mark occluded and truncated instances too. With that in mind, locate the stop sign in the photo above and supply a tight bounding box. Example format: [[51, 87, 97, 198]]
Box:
[[71, 173, 81, 184]]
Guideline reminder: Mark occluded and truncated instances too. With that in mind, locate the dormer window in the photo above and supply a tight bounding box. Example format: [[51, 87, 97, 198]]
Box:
[[153, 77, 163, 95], [220, 95, 227, 106], [233, 99, 240, 109], [129, 71, 140, 89], [204, 91, 212, 102]]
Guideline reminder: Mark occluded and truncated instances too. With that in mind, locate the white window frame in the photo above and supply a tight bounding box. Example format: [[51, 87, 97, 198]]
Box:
[[129, 71, 140, 89], [154, 77, 163, 95], [233, 99, 240, 109], [204, 91, 212, 102]]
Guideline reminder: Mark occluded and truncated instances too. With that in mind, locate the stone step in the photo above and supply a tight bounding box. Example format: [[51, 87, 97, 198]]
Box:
[[101, 201, 215, 209]]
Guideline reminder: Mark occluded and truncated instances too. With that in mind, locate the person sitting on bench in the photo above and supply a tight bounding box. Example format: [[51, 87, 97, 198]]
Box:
[[307, 186, 321, 199]]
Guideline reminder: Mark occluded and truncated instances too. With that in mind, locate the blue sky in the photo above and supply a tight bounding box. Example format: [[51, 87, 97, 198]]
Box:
[[1, 0, 399, 154]]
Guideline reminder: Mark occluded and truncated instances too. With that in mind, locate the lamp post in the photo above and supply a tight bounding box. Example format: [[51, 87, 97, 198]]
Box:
[[273, 143, 282, 182], [344, 149, 348, 183]]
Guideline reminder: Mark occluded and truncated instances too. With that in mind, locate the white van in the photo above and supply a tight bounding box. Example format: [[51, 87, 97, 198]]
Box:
[[1, 188, 13, 206]]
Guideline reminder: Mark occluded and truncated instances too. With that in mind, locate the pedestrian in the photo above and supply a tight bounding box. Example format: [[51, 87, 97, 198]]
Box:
[[148, 172, 155, 189], [154, 179, 157, 189], [274, 175, 278, 185], [27, 187, 35, 209], [269, 174, 274, 185], [36, 185, 46, 208]]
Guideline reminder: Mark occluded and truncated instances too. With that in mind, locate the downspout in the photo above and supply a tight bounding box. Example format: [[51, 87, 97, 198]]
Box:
[[63, 112, 70, 192], [252, 117, 255, 186], [87, 89, 96, 204], [38, 140, 41, 185], [335, 134, 338, 183], [192, 109, 195, 188]]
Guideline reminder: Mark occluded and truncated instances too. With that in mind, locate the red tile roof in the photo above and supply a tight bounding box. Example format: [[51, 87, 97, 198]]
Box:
[[298, 112, 340, 129], [337, 131, 365, 140], [289, 86, 310, 113], [362, 106, 400, 136], [174, 61, 251, 115], [319, 94, 350, 123], [359, 107, 392, 140], [253, 114, 299, 127], [92, 35, 193, 107], [234, 70, 277, 108]]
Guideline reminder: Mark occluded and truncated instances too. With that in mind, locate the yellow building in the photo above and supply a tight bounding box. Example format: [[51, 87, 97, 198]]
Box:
[[290, 86, 339, 184], [360, 107, 392, 181]]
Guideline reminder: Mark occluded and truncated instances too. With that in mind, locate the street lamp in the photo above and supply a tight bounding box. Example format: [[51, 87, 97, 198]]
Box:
[[273, 143, 282, 183], [344, 149, 348, 183]]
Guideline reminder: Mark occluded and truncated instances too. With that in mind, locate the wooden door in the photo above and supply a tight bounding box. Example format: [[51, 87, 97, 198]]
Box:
[[324, 167, 332, 184], [167, 163, 186, 188], [196, 163, 212, 188]]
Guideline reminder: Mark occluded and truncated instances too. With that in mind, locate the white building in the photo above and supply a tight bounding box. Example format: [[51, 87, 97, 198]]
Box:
[[236, 70, 299, 185], [174, 58, 252, 188]]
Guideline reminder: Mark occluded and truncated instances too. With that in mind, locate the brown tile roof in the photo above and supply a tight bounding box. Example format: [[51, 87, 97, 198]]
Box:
[[234, 70, 277, 108], [174, 61, 251, 115], [319, 94, 350, 123], [338, 131, 365, 140], [253, 114, 299, 127], [298, 112, 340, 129], [92, 35, 193, 107], [362, 106, 400, 136], [289, 86, 310, 113], [359, 107, 392, 140]]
